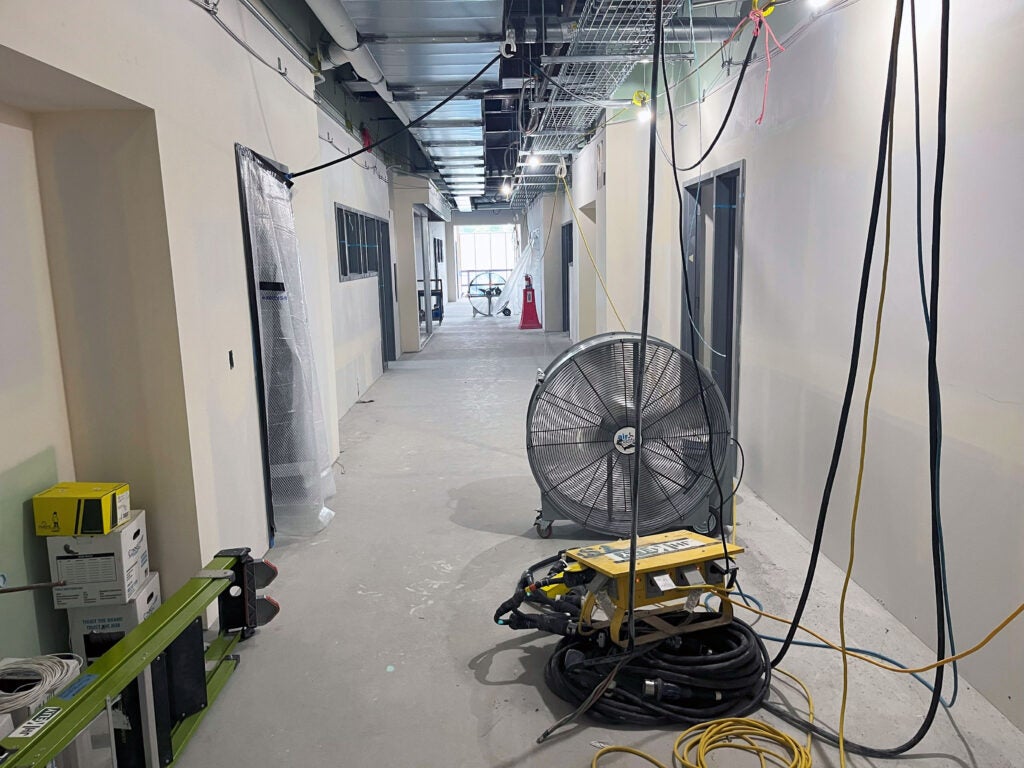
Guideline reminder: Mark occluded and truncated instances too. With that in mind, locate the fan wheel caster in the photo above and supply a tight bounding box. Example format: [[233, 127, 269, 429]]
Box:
[[502, 307, 512, 316], [535, 521, 553, 539]]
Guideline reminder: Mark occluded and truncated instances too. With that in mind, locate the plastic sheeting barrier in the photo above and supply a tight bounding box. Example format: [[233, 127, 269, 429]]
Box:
[[493, 229, 543, 319], [237, 147, 335, 536]]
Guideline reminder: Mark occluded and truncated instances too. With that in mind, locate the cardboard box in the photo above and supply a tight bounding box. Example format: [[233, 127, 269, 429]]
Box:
[[67, 571, 161, 660], [33, 482, 131, 536], [47, 510, 149, 609], [67, 572, 162, 768]]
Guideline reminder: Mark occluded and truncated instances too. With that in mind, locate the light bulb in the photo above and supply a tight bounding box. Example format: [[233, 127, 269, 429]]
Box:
[[637, 106, 652, 122], [528, 154, 541, 168]]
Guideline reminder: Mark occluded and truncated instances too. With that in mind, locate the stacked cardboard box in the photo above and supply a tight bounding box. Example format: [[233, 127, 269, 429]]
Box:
[[33, 484, 163, 768]]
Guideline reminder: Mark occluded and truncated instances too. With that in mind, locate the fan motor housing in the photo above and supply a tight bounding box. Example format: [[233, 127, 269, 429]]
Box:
[[526, 333, 732, 537]]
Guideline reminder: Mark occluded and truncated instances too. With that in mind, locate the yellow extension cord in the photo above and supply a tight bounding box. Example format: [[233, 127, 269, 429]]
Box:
[[588, 10, 1024, 765], [723, 595, 1024, 678], [835, 90, 896, 767], [588, 587, 1024, 768], [592, 668, 814, 768]]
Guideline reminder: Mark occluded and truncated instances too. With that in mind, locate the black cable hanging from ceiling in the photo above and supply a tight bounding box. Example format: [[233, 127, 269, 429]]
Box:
[[625, 0, 666, 654], [288, 54, 501, 181], [763, 0, 957, 758]]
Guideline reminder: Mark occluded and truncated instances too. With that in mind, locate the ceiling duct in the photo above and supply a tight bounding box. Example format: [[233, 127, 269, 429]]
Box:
[[307, 0, 412, 124], [304, 0, 502, 211]]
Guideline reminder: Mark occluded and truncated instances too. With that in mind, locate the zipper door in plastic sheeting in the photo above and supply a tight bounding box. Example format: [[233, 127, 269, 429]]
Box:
[[237, 146, 336, 536]]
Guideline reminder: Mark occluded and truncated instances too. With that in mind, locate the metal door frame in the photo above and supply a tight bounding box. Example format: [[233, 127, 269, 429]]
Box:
[[377, 219, 397, 365], [561, 221, 573, 332], [682, 160, 745, 441]]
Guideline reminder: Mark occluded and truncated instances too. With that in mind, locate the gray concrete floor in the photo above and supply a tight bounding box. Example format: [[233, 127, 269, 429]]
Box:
[[180, 302, 1024, 767]]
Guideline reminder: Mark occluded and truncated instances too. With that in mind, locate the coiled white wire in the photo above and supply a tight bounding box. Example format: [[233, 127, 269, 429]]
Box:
[[0, 655, 83, 713]]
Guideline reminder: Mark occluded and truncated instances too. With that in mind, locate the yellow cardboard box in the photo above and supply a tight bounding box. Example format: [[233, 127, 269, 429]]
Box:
[[32, 482, 131, 536]]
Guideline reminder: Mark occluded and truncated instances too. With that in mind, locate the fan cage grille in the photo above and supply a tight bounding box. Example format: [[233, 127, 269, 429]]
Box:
[[526, 333, 730, 536]]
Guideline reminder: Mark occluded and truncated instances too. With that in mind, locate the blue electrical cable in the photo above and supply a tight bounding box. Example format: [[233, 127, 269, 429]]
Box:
[[703, 588, 951, 708]]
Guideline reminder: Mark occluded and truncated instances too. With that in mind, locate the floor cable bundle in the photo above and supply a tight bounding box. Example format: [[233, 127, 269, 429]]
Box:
[[544, 614, 770, 728]]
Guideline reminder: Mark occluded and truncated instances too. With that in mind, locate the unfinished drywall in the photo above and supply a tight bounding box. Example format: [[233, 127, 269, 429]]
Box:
[[570, 136, 601, 341], [317, 110, 388, 416], [0, 103, 74, 656], [390, 174, 451, 353], [444, 222, 458, 302], [33, 108, 203, 599], [525, 192, 565, 330], [599, 0, 1024, 728], [0, 1, 391, 589]]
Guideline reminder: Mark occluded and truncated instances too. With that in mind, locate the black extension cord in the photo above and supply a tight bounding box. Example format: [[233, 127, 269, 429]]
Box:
[[544, 614, 771, 727], [676, 31, 759, 173], [909, 0, 959, 705], [659, 28, 738, 597], [625, 0, 665, 652], [750, 0, 955, 759], [287, 54, 501, 181]]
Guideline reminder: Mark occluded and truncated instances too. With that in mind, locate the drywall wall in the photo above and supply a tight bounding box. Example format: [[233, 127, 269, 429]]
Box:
[[390, 174, 450, 353], [391, 179, 424, 353], [600, 0, 1024, 728], [525, 192, 565, 330], [33, 108, 203, 599], [317, 110, 388, 417], [570, 136, 601, 341], [0, 103, 74, 656], [0, 1, 387, 593], [444, 223, 458, 302]]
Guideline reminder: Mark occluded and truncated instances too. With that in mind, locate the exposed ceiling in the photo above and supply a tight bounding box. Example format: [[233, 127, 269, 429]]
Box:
[[339, 1, 502, 210], [287, 0, 743, 211]]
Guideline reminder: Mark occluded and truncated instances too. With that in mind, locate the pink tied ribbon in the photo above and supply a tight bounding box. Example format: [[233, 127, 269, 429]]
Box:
[[724, 5, 786, 125]]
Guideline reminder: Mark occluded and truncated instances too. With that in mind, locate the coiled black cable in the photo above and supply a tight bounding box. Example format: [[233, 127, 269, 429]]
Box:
[[544, 615, 770, 727]]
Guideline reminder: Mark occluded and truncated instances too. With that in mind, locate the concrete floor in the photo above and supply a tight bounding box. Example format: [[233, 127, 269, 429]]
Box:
[[180, 302, 1024, 767]]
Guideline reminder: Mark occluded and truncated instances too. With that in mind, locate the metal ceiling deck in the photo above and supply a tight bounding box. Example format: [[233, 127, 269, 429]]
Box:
[[341, 0, 502, 209]]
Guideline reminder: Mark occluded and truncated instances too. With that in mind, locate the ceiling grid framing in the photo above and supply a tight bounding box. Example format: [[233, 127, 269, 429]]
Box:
[[529, 0, 688, 156]]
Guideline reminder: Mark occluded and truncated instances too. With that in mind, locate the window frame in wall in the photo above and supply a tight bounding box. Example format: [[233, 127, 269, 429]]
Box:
[[335, 203, 386, 282]]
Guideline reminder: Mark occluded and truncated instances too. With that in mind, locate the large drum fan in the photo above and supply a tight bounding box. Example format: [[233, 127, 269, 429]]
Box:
[[526, 332, 731, 538], [468, 272, 511, 317]]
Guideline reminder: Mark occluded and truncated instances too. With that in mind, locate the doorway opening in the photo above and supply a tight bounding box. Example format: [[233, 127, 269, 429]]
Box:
[[378, 220, 397, 367], [560, 222, 573, 333], [455, 224, 518, 297], [682, 162, 745, 439]]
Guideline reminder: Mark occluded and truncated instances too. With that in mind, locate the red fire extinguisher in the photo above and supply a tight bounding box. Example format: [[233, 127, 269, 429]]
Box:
[[520, 274, 542, 330]]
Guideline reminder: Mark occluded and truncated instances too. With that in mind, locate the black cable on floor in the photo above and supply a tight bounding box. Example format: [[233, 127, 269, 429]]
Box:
[[544, 615, 771, 726]]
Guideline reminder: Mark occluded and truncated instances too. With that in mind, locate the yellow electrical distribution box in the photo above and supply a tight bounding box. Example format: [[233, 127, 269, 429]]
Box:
[[32, 482, 131, 536]]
